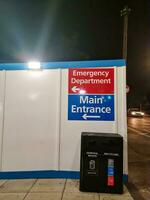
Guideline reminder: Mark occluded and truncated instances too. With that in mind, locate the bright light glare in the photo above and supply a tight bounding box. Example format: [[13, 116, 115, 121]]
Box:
[[28, 61, 41, 70], [28, 71, 43, 78], [131, 112, 136, 115], [79, 89, 86, 94], [141, 112, 144, 116]]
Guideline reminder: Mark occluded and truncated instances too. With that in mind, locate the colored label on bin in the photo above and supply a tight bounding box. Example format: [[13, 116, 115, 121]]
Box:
[[108, 176, 114, 186], [108, 159, 114, 167], [108, 167, 114, 176]]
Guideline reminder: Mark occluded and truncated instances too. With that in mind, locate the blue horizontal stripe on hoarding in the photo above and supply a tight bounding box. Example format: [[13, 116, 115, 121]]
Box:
[[0, 59, 125, 70], [0, 170, 80, 179], [0, 170, 128, 182]]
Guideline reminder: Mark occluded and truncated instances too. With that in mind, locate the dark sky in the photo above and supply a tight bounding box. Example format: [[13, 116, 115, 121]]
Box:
[[0, 0, 149, 103]]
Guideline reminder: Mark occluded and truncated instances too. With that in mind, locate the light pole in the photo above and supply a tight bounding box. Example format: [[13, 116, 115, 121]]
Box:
[[121, 6, 131, 61]]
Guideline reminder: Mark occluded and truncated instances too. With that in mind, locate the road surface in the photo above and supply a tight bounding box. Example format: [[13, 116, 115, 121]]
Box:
[[128, 116, 150, 200]]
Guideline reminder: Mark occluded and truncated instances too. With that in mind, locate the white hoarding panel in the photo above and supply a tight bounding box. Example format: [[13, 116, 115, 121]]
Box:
[[2, 70, 60, 171], [117, 67, 128, 175], [0, 71, 5, 171]]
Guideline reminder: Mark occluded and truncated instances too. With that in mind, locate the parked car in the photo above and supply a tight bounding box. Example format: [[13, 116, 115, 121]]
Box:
[[128, 108, 144, 117]]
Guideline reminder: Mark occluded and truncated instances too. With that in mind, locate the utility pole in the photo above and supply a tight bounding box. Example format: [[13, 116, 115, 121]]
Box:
[[121, 6, 131, 61]]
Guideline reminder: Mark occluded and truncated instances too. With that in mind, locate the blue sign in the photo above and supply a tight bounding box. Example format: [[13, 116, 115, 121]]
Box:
[[68, 95, 114, 121]]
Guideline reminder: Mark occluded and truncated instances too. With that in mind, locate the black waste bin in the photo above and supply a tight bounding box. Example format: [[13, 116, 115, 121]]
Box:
[[80, 132, 123, 194]]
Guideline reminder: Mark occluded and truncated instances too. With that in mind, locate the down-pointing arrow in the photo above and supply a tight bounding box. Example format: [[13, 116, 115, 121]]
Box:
[[82, 114, 101, 120], [72, 86, 80, 93]]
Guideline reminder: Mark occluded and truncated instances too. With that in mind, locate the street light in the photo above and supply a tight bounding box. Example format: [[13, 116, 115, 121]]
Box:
[[121, 6, 131, 61], [28, 61, 41, 70]]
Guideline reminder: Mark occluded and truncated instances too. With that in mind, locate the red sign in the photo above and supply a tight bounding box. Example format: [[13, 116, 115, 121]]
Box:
[[68, 68, 114, 94]]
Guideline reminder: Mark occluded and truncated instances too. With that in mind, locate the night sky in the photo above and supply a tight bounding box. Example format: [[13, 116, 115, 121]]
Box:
[[0, 0, 149, 106]]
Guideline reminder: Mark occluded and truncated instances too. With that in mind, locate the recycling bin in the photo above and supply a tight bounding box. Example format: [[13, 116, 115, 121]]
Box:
[[80, 132, 123, 194]]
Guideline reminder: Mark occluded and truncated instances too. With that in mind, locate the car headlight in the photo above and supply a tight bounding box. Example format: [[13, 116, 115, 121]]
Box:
[[131, 112, 136, 115], [141, 112, 144, 116]]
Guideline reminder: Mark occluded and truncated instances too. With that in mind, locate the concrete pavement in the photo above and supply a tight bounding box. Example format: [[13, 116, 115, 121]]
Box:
[[0, 179, 134, 200]]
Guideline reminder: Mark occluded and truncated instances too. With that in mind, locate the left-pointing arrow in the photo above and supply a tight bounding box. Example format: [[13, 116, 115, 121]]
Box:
[[82, 114, 101, 120], [72, 86, 80, 93]]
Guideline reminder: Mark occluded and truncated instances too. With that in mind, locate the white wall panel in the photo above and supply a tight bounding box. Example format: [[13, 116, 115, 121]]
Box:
[[0, 71, 5, 171], [117, 67, 128, 174], [2, 70, 60, 171], [60, 69, 117, 171]]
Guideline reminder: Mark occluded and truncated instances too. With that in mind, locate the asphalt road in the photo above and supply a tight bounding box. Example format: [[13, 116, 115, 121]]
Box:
[[127, 116, 150, 200]]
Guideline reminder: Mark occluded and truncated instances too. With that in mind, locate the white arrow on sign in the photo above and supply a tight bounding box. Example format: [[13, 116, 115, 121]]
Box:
[[72, 86, 80, 93], [82, 114, 101, 120]]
